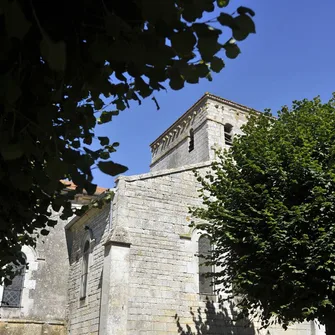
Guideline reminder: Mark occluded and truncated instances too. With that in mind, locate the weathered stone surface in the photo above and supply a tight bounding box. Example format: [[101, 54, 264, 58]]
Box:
[[0, 212, 70, 333], [66, 205, 111, 335], [104, 226, 131, 247], [0, 321, 66, 335]]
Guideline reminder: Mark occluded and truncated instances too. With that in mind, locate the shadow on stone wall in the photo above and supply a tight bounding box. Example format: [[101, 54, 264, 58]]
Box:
[[175, 298, 255, 335]]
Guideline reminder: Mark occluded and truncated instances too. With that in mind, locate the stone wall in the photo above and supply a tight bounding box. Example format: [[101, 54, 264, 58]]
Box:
[[108, 164, 324, 335], [66, 205, 111, 335], [116, 164, 211, 335], [33, 214, 70, 321], [0, 212, 70, 334]]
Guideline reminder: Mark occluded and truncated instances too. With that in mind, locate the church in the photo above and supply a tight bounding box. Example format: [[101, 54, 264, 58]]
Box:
[[0, 93, 325, 335]]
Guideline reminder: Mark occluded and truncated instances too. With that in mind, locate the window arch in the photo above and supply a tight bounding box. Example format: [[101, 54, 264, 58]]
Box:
[[1, 254, 26, 308], [224, 123, 233, 145], [80, 239, 90, 300], [189, 128, 194, 152], [198, 235, 213, 295]]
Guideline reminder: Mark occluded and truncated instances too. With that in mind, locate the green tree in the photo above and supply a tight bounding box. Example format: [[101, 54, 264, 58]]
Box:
[[192, 95, 335, 334], [0, 0, 255, 282]]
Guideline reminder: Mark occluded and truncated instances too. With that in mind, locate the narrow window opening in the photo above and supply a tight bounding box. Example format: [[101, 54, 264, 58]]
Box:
[[198, 235, 213, 295], [189, 128, 194, 152], [1, 254, 26, 308], [80, 240, 90, 300], [224, 123, 233, 145]]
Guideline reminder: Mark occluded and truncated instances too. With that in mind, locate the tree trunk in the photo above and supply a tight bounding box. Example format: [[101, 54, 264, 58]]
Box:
[[325, 318, 335, 335]]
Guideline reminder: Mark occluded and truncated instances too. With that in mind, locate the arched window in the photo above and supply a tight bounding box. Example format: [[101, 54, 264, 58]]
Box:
[[198, 235, 213, 295], [224, 123, 233, 145], [189, 128, 194, 152], [1, 254, 26, 308], [80, 240, 90, 299]]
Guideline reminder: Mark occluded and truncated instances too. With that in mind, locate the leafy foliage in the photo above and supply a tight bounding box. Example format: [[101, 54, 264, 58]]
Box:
[[0, 0, 255, 282], [192, 95, 335, 333]]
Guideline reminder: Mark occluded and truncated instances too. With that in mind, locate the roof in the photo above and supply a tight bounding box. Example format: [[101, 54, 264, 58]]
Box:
[[61, 180, 107, 195], [150, 92, 260, 148]]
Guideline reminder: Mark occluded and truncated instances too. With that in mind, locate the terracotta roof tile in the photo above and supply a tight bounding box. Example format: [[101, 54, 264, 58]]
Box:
[[60, 180, 107, 195]]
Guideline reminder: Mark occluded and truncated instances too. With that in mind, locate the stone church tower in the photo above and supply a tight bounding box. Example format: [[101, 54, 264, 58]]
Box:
[[150, 92, 248, 171], [0, 93, 326, 335]]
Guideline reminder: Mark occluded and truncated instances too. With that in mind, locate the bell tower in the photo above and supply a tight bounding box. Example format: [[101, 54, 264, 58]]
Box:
[[149, 93, 254, 172]]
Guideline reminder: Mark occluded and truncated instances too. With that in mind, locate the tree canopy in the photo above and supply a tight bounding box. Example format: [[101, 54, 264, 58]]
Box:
[[0, 0, 255, 282], [192, 95, 335, 334]]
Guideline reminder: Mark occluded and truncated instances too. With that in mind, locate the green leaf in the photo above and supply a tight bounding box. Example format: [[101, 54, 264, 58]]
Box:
[[98, 136, 110, 146], [105, 13, 131, 38], [6, 76, 21, 104], [169, 74, 185, 90], [83, 147, 100, 160], [98, 161, 128, 176], [47, 219, 58, 227], [99, 112, 113, 124], [84, 182, 97, 196], [217, 13, 236, 29], [171, 30, 196, 55], [94, 98, 104, 110], [40, 38, 66, 72], [71, 140, 80, 149], [99, 151, 110, 160], [40, 229, 50, 236], [45, 157, 68, 179], [237, 6, 256, 17], [181, 65, 200, 84], [5, 0, 31, 40], [195, 63, 210, 78], [115, 99, 126, 111], [75, 205, 89, 217], [1, 143, 23, 160], [233, 15, 256, 41], [182, 2, 205, 22], [140, 0, 177, 24], [83, 135, 93, 145], [10, 173, 33, 191], [194, 24, 221, 62], [224, 41, 241, 59], [217, 0, 230, 7], [210, 57, 225, 73], [233, 28, 249, 42], [206, 72, 213, 81], [135, 77, 152, 98], [90, 37, 109, 63]]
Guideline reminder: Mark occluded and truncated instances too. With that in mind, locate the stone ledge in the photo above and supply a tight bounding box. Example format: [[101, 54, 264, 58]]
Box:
[[103, 226, 131, 247], [0, 319, 65, 325], [116, 161, 212, 183], [179, 234, 192, 240]]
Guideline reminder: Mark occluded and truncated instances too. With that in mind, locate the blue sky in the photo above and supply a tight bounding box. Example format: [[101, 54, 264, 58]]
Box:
[[93, 0, 335, 188]]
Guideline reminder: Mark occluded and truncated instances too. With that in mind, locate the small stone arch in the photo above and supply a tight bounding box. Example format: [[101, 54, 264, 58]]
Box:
[[22, 245, 38, 264]]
